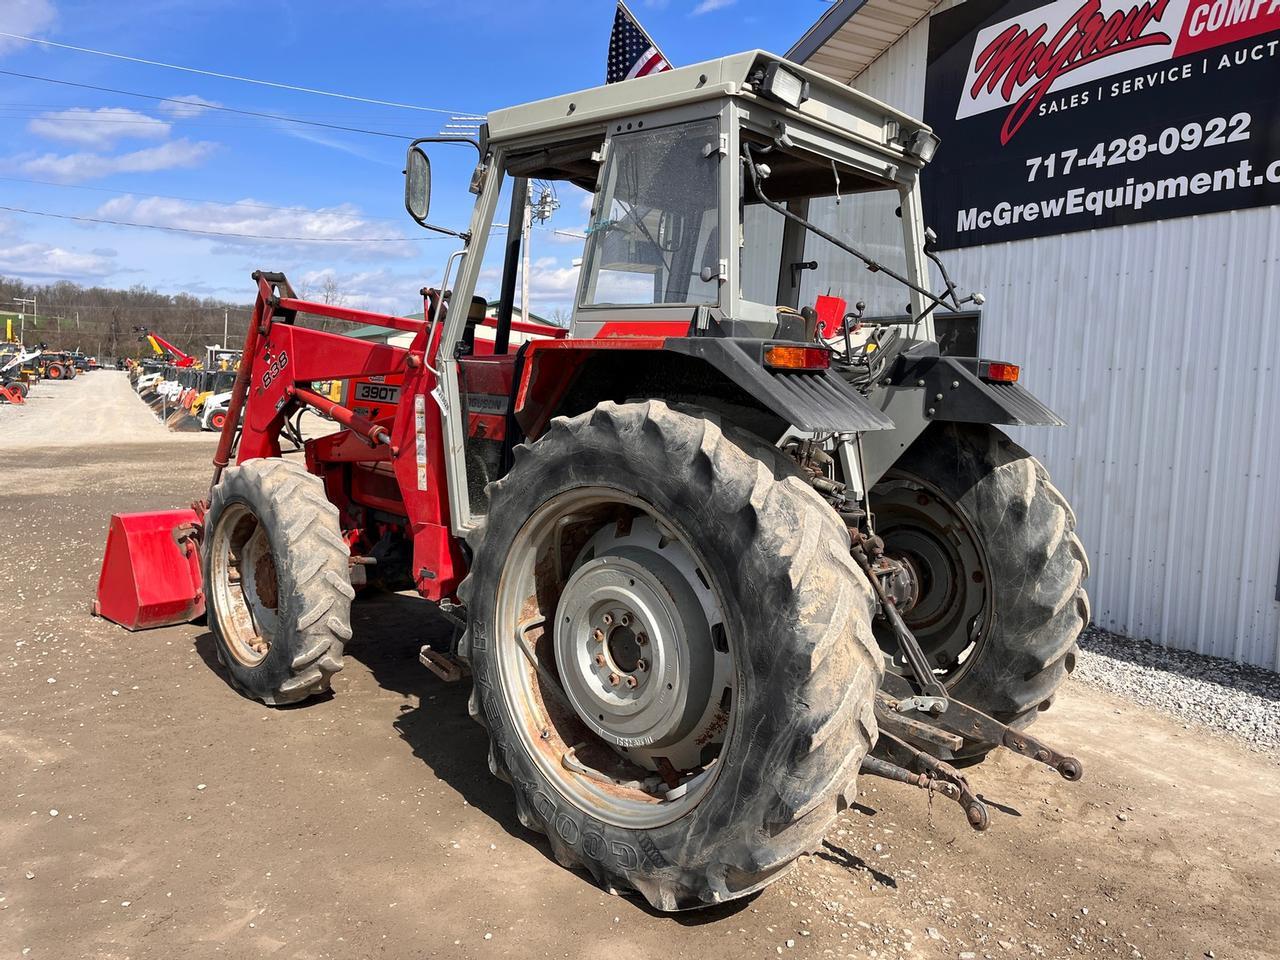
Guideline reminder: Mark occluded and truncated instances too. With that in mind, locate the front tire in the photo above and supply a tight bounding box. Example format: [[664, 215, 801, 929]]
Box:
[[461, 401, 881, 911], [203, 458, 352, 705], [872, 423, 1089, 760]]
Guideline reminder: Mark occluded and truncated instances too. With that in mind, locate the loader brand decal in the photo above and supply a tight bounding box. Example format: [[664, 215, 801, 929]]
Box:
[[923, 0, 1280, 247], [260, 350, 289, 389], [354, 382, 401, 404]]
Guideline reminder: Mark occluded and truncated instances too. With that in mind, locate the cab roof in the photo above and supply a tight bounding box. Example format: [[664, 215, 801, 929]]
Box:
[[485, 50, 932, 168]]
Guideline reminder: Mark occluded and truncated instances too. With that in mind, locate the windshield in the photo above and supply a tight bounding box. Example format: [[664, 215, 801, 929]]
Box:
[[579, 119, 721, 308]]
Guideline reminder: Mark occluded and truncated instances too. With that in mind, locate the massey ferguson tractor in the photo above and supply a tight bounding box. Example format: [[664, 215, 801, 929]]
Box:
[[95, 52, 1089, 911]]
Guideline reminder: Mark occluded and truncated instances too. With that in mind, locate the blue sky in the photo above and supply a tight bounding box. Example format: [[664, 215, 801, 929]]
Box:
[[0, 0, 828, 318]]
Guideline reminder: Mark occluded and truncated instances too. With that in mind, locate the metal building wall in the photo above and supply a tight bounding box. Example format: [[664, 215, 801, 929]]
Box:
[[800, 3, 1280, 668]]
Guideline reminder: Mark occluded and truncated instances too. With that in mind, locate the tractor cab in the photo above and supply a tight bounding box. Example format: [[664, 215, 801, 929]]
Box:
[[400, 51, 958, 534]]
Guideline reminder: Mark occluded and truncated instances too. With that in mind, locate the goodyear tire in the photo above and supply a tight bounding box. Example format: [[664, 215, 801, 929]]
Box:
[[871, 423, 1089, 760], [460, 401, 881, 911], [203, 458, 352, 705]]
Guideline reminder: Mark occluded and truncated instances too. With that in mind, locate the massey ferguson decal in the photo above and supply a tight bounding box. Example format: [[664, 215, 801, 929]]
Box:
[[923, 0, 1280, 248]]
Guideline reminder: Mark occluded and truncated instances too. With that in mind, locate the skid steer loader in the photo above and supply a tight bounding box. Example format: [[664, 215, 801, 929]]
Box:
[[94, 52, 1088, 911]]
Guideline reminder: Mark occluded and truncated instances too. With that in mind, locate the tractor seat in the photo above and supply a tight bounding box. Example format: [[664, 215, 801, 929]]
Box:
[[460, 295, 489, 354]]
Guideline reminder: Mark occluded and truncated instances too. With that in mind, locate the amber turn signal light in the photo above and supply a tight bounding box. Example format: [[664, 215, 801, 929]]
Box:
[[979, 361, 1020, 383], [764, 345, 831, 371]]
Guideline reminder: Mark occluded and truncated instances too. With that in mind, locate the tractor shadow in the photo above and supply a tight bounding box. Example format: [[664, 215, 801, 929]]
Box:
[[194, 591, 762, 923], [343, 591, 535, 839], [815, 839, 898, 889]]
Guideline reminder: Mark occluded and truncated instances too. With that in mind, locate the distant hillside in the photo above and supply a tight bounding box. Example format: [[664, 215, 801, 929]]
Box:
[[0, 276, 253, 360]]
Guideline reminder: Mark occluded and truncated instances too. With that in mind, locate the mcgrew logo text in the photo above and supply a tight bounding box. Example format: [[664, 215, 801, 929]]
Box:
[[957, 158, 1280, 231]]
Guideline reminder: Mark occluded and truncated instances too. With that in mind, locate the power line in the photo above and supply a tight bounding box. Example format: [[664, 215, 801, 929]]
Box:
[[0, 175, 407, 221], [0, 204, 446, 242], [0, 32, 473, 116], [0, 70, 416, 141]]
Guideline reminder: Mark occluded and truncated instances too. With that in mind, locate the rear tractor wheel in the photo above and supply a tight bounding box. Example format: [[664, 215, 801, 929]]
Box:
[[46, 363, 66, 380], [203, 458, 352, 705], [871, 423, 1090, 760], [462, 401, 882, 911]]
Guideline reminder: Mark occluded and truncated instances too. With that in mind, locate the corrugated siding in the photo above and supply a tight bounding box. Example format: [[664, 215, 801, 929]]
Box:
[[791, 1, 1280, 668]]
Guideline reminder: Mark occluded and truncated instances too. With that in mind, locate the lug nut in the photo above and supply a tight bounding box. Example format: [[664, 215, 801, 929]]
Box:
[[602, 613, 613, 626], [608, 672, 620, 687], [636, 658, 648, 672], [636, 632, 648, 646], [594, 653, 607, 667], [620, 613, 631, 626], [624, 675, 638, 689], [592, 628, 605, 643]]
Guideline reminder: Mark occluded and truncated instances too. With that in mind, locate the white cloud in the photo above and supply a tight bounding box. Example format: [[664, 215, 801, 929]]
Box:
[[294, 267, 426, 315], [16, 139, 217, 182], [691, 0, 735, 13], [95, 195, 418, 259], [0, 241, 115, 280], [158, 94, 222, 119], [0, 0, 57, 55], [526, 255, 581, 300], [27, 107, 172, 149]]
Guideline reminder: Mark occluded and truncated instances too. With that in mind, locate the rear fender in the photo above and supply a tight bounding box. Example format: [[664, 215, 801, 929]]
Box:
[[860, 352, 1064, 486], [514, 337, 893, 441]]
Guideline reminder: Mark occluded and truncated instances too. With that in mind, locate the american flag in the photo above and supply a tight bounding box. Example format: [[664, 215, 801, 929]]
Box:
[[606, 1, 673, 84]]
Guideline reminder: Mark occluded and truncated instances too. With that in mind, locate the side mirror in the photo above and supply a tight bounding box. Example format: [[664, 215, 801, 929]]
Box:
[[404, 146, 432, 224]]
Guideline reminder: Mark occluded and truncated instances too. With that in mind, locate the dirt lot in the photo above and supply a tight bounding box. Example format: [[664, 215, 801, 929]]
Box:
[[2, 373, 1278, 960]]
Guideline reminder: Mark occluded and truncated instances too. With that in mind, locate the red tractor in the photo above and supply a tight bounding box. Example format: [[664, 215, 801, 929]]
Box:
[[95, 52, 1088, 911]]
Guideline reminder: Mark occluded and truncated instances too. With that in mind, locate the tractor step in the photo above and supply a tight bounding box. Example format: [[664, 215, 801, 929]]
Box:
[[419, 646, 469, 683]]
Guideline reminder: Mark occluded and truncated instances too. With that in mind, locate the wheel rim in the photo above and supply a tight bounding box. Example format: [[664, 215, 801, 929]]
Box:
[[494, 488, 735, 830], [871, 473, 991, 684], [209, 502, 280, 666]]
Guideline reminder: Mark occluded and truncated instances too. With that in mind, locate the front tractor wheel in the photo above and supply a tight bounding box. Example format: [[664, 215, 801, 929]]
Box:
[[462, 401, 882, 911], [203, 458, 353, 705], [871, 423, 1090, 760]]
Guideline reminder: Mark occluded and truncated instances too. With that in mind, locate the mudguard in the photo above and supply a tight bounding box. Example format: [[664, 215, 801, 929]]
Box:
[[516, 337, 894, 438], [880, 352, 1065, 428]]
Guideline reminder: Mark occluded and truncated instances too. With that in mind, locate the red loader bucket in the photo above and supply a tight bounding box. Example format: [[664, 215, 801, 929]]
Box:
[[93, 509, 205, 630]]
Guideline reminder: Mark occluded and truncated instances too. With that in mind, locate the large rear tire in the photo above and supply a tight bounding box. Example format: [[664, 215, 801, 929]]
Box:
[[203, 458, 352, 705], [871, 423, 1089, 760], [461, 401, 881, 911]]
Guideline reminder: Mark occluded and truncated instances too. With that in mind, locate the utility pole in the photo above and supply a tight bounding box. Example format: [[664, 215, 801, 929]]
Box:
[[223, 309, 229, 349], [520, 180, 532, 326], [12, 297, 35, 344], [521, 182, 560, 326]]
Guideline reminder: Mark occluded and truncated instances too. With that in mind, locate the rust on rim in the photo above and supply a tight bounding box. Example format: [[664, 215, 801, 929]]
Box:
[[209, 503, 280, 666]]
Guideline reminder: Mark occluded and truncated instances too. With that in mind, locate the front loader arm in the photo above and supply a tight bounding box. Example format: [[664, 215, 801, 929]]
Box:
[[212, 271, 465, 602]]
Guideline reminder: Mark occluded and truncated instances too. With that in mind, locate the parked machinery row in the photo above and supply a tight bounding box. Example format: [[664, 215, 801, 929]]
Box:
[[0, 342, 100, 404]]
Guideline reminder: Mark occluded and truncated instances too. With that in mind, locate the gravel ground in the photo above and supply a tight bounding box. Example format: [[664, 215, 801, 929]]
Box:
[[5, 380, 1280, 959], [1076, 625, 1280, 758]]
